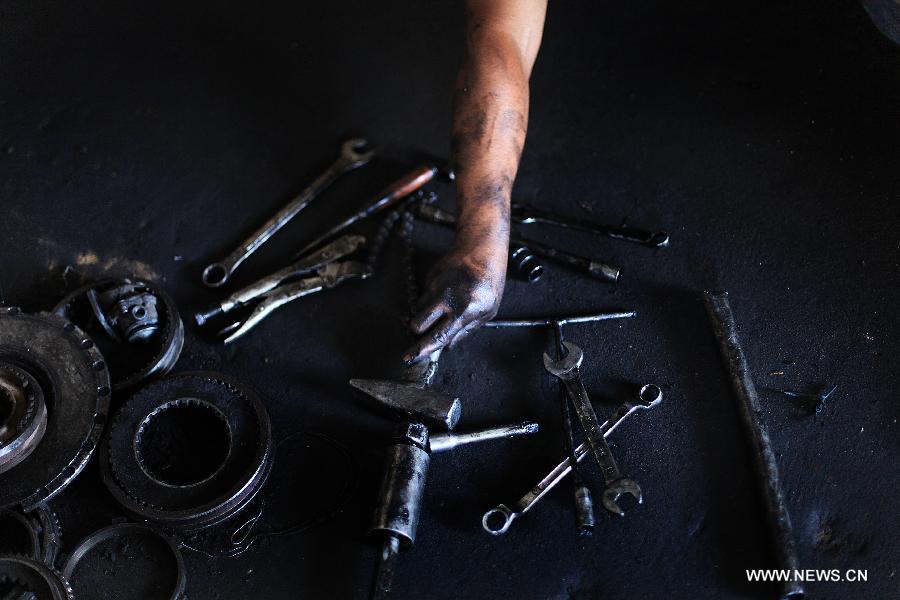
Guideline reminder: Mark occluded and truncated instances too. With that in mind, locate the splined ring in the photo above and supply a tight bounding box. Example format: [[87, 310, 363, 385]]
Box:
[[101, 372, 273, 531], [0, 365, 47, 475], [0, 555, 73, 600]]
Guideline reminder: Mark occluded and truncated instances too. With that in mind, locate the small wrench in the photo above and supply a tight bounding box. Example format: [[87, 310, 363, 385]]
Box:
[[543, 341, 642, 516], [482, 384, 662, 535], [201, 138, 374, 288]]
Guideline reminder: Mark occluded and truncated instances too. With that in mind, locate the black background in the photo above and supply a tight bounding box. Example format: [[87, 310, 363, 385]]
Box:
[[1, 1, 898, 598]]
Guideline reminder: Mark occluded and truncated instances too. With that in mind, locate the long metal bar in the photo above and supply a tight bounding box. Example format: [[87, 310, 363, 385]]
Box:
[[703, 291, 804, 600], [484, 312, 635, 328]]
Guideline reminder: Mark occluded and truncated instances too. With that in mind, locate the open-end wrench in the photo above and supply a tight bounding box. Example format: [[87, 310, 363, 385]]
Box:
[[543, 341, 642, 516], [201, 138, 374, 288], [195, 234, 366, 326], [482, 384, 662, 535]]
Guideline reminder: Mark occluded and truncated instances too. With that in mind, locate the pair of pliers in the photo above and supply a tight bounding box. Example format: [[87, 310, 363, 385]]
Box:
[[196, 234, 366, 327], [219, 260, 370, 344]]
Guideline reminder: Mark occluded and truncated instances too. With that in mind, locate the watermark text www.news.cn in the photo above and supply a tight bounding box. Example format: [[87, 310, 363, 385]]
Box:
[[746, 569, 868, 583]]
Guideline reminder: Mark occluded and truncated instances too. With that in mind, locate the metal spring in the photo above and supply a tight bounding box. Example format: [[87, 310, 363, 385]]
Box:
[[509, 244, 544, 283]]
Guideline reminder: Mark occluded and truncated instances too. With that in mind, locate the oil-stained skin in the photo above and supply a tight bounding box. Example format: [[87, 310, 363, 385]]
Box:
[[404, 0, 546, 364]]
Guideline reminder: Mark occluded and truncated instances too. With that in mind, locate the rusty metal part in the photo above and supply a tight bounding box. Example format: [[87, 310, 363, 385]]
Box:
[[0, 555, 73, 600], [202, 138, 374, 287], [703, 291, 804, 600], [508, 245, 544, 283], [53, 278, 184, 392], [195, 234, 366, 326], [62, 522, 186, 600], [543, 342, 642, 516], [0, 366, 47, 475], [483, 384, 662, 535], [0, 308, 110, 511], [348, 379, 461, 432], [293, 164, 438, 259], [219, 260, 370, 344], [100, 372, 273, 532], [511, 202, 670, 248]]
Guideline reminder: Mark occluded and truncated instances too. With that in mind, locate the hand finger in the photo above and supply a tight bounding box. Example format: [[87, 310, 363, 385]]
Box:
[[448, 320, 481, 350], [402, 315, 466, 364], [409, 299, 447, 334]]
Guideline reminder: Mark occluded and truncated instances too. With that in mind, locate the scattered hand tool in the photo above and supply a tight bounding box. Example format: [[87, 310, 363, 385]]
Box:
[[552, 323, 595, 535], [414, 204, 621, 283], [703, 291, 804, 600], [201, 138, 374, 288], [195, 234, 366, 326], [482, 384, 662, 535], [544, 341, 642, 516], [508, 244, 544, 283], [292, 164, 439, 260], [348, 378, 539, 599], [484, 311, 635, 329], [219, 261, 369, 343], [511, 202, 670, 248]]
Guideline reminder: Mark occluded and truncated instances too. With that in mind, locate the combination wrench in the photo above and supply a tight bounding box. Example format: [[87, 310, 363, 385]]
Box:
[[482, 384, 662, 535], [201, 138, 374, 288], [543, 341, 642, 516]]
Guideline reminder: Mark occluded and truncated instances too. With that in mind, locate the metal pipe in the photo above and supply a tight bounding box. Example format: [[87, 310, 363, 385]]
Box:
[[703, 291, 804, 600]]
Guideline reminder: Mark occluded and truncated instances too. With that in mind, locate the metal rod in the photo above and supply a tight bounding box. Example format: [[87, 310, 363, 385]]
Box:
[[511, 202, 670, 248], [703, 291, 804, 600], [484, 312, 636, 328], [429, 421, 539, 453]]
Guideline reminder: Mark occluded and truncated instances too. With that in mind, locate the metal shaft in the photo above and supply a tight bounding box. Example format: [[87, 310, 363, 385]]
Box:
[[294, 164, 437, 259], [429, 421, 539, 453], [511, 202, 670, 248], [703, 291, 804, 600], [484, 312, 635, 328]]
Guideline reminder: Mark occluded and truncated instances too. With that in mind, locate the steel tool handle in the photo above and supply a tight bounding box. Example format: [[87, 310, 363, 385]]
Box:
[[201, 138, 373, 287]]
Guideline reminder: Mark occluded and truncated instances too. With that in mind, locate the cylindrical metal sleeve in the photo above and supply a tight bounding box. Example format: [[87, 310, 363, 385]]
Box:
[[369, 444, 430, 546], [703, 291, 804, 600]]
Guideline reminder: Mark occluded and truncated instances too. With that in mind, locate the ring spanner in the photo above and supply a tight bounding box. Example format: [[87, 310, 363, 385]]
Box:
[[482, 384, 662, 535], [202, 138, 374, 287]]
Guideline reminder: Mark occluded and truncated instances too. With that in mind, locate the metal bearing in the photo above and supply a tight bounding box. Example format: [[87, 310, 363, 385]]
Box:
[[0, 308, 111, 510], [0, 365, 48, 475], [101, 372, 273, 531], [53, 278, 184, 392], [0, 555, 73, 600]]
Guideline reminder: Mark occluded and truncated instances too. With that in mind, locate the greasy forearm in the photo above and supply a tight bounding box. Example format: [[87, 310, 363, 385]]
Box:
[[403, 0, 545, 363], [452, 4, 543, 264]]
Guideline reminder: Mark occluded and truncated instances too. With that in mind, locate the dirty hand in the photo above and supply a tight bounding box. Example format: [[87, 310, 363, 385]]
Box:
[[403, 243, 507, 364]]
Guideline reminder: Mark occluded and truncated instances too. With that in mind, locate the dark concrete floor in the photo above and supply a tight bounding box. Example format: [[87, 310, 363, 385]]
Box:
[[1, 1, 898, 599]]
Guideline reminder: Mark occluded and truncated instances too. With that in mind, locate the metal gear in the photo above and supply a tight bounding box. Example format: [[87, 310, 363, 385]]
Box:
[[62, 523, 186, 600], [0, 504, 61, 567], [53, 278, 184, 392], [0, 555, 73, 600], [0, 308, 111, 511], [0, 365, 48, 475], [100, 372, 273, 531]]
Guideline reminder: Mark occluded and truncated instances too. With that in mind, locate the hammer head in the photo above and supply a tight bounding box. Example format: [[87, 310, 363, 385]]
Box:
[[349, 379, 461, 431], [542, 341, 584, 378]]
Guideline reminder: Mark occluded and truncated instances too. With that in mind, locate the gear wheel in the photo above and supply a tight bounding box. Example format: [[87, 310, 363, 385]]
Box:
[[0, 555, 73, 600], [0, 308, 111, 510], [53, 278, 184, 392], [0, 365, 47, 475], [101, 372, 273, 531]]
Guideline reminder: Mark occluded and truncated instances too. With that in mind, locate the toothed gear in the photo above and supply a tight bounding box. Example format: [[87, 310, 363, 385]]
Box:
[[100, 372, 273, 531], [0, 504, 63, 600], [0, 308, 111, 511], [0, 365, 47, 475], [53, 278, 185, 392], [0, 555, 73, 600]]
